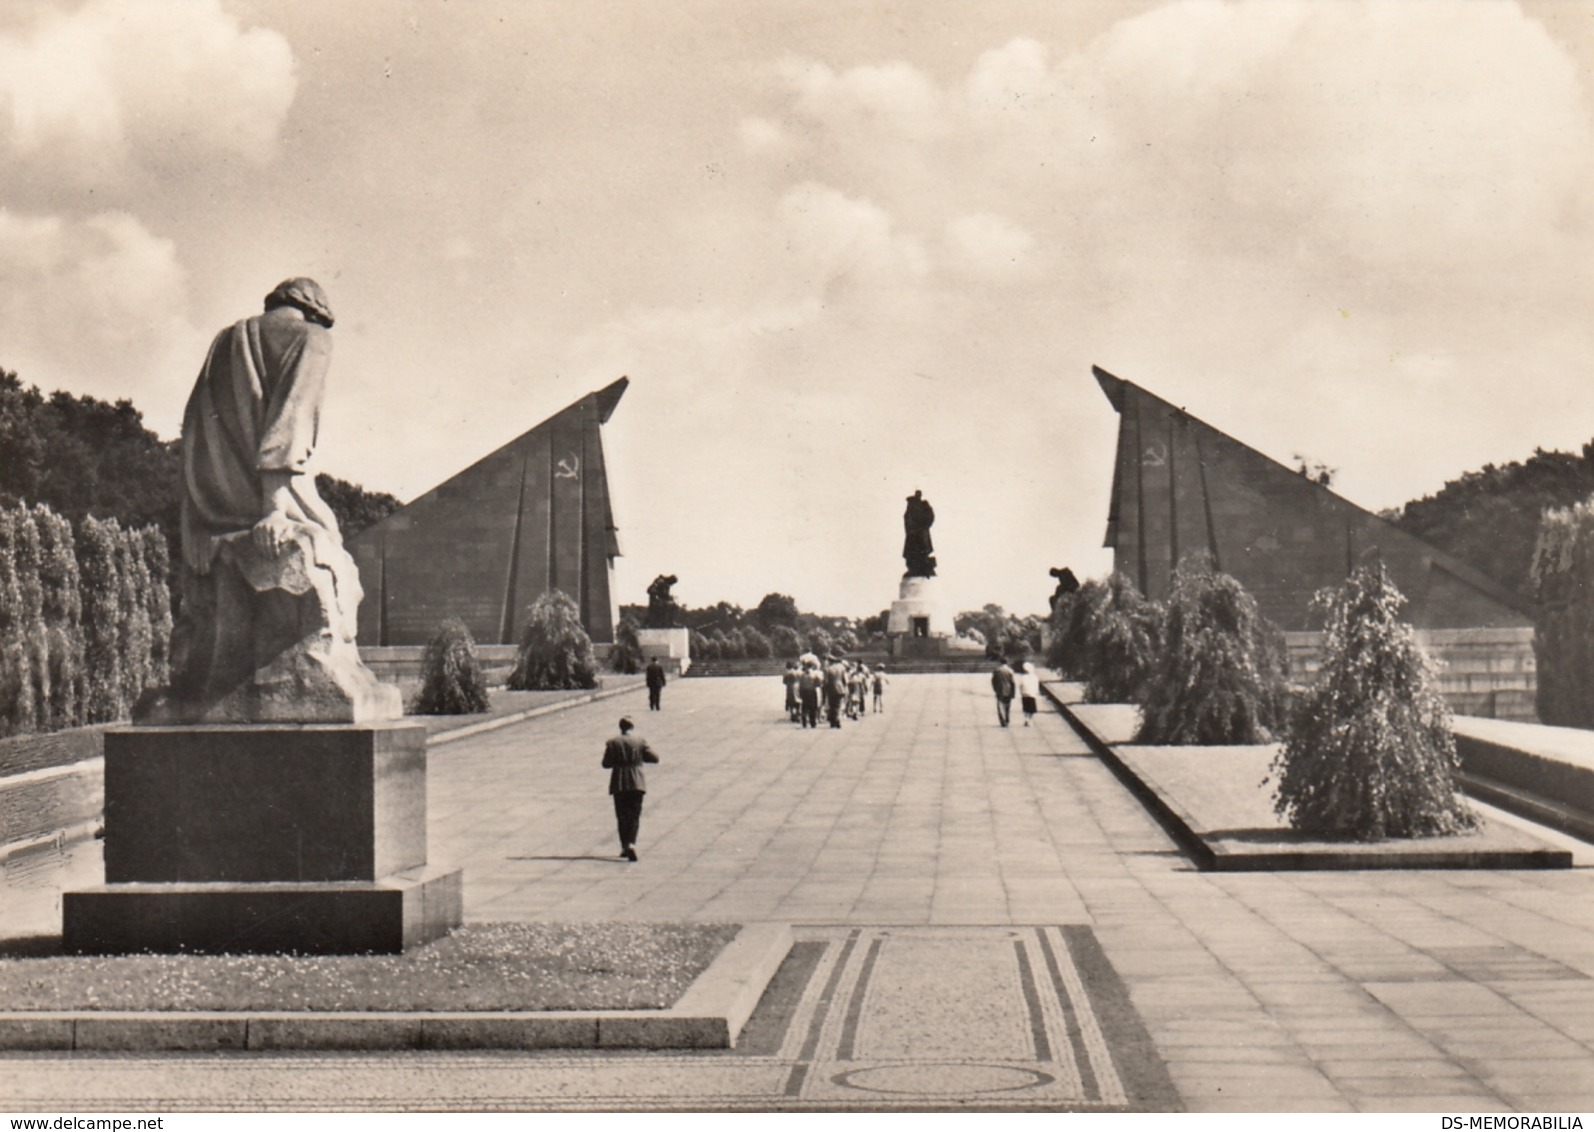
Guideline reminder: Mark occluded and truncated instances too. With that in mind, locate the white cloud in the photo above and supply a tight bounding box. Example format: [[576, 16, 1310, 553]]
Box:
[[0, 209, 203, 432], [0, 0, 297, 183], [777, 55, 944, 141], [773, 181, 928, 290], [944, 212, 1038, 281], [738, 115, 790, 157]]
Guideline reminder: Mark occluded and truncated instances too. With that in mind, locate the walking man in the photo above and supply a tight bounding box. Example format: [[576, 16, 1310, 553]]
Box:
[[823, 654, 849, 729], [602, 716, 658, 861], [798, 660, 822, 728], [783, 660, 801, 722], [645, 656, 667, 711], [991, 658, 1016, 727]]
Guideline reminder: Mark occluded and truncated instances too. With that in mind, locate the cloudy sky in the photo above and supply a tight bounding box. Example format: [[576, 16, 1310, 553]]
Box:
[[3, 0, 1593, 618]]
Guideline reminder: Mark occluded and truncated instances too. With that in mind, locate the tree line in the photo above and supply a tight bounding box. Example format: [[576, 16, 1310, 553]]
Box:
[[0, 368, 402, 577]]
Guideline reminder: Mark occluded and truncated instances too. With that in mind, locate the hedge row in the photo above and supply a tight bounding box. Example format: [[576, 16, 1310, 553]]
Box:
[[0, 503, 170, 737]]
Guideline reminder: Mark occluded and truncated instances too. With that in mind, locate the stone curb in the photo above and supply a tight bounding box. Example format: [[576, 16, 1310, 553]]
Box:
[[1041, 683, 1572, 872], [0, 922, 792, 1053], [429, 681, 648, 747]]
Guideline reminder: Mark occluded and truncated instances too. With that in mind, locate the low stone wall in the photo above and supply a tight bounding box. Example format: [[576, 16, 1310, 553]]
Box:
[[1285, 627, 1537, 722], [359, 645, 522, 683], [0, 726, 108, 859], [1452, 716, 1594, 842]]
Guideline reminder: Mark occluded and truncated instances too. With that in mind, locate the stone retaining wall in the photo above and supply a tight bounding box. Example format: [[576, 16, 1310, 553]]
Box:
[[1285, 627, 1537, 722], [0, 726, 108, 858]]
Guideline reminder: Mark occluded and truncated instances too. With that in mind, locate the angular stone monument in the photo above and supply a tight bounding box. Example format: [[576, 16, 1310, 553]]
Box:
[[63, 278, 461, 954], [887, 490, 954, 657]]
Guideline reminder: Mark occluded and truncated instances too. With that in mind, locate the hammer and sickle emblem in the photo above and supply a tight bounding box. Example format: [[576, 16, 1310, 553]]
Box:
[[555, 454, 581, 479], [1143, 443, 1167, 468]]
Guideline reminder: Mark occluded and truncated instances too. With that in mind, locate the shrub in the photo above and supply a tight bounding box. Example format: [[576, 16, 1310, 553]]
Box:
[[0, 509, 32, 736], [805, 627, 834, 658], [35, 505, 83, 730], [1083, 574, 1163, 704], [114, 525, 156, 711], [1047, 579, 1104, 678], [1270, 561, 1476, 840], [77, 516, 125, 723], [9, 508, 47, 731], [1136, 555, 1289, 745], [508, 590, 599, 690], [413, 618, 490, 714], [689, 630, 718, 661], [719, 628, 746, 660], [139, 526, 172, 689], [610, 615, 644, 675], [1531, 500, 1594, 728], [742, 625, 773, 659], [770, 624, 802, 658]]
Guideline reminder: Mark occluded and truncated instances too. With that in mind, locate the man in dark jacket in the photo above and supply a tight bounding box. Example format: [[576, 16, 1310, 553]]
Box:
[[602, 716, 659, 861], [991, 659, 1016, 727], [645, 657, 667, 711]]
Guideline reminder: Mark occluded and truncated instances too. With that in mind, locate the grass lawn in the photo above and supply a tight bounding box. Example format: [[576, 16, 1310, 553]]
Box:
[[0, 922, 740, 1013]]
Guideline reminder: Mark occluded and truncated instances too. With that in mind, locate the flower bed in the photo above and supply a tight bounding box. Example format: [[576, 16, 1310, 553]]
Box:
[[0, 922, 740, 1013]]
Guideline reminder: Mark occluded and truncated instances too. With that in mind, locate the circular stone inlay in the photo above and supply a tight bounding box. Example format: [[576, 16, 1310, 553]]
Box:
[[832, 1063, 1054, 1096]]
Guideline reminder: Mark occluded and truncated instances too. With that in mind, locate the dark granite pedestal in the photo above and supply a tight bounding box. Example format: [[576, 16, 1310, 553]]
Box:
[[63, 722, 462, 954]]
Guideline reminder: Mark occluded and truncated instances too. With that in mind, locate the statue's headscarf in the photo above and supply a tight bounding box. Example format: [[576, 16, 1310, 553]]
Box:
[[264, 277, 335, 328]]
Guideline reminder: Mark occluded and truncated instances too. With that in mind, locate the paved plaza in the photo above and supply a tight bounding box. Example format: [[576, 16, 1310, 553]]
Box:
[[5, 674, 1594, 1111]]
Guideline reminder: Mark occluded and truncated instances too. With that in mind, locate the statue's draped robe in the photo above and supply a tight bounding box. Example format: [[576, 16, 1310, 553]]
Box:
[[180, 309, 342, 573], [173, 307, 363, 664], [138, 299, 398, 723]]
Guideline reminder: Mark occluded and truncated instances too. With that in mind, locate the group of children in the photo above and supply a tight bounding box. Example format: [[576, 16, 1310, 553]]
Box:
[[783, 656, 886, 728]]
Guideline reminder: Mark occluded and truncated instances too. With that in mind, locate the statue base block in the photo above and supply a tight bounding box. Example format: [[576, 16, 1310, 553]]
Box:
[[62, 867, 462, 955], [886, 574, 953, 639], [637, 627, 691, 674], [100, 723, 428, 883], [63, 721, 462, 954]]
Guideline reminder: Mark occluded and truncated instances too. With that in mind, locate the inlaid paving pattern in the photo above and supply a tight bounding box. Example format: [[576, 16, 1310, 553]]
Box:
[[773, 924, 1159, 1109], [0, 924, 1176, 1112]]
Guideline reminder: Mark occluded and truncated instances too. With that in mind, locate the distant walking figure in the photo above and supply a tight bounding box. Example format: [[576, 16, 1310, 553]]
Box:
[[871, 665, 888, 713], [823, 655, 848, 729], [1016, 660, 1040, 726], [798, 660, 822, 728], [991, 659, 1016, 727], [783, 660, 801, 722], [602, 716, 658, 861], [645, 657, 666, 711]]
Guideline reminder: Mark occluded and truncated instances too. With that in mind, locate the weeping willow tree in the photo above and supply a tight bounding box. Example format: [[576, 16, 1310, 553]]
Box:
[[1047, 577, 1103, 680], [1081, 573, 1164, 705], [610, 614, 644, 674], [413, 618, 491, 714], [1136, 555, 1289, 746], [1270, 561, 1476, 840], [508, 590, 599, 691]]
